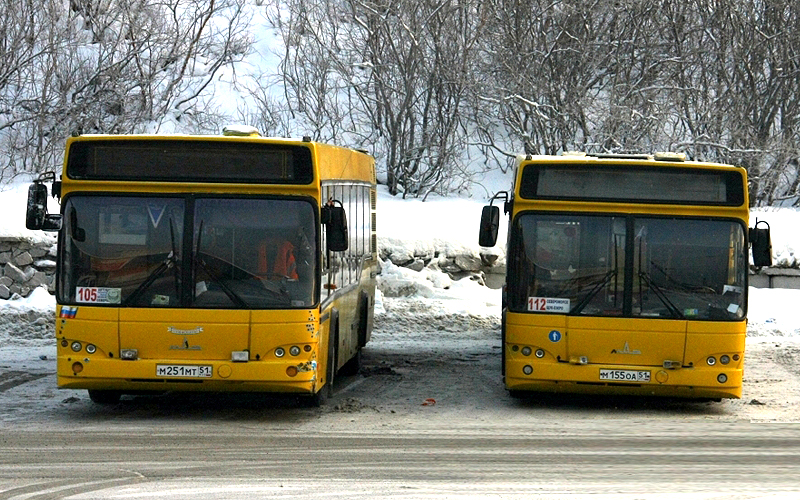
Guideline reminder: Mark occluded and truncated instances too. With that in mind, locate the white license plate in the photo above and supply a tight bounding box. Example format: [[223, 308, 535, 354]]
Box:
[[156, 364, 213, 378], [599, 369, 651, 383]]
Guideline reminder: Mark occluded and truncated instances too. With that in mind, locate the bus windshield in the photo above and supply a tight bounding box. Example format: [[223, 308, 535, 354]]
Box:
[[58, 195, 317, 309], [508, 213, 747, 320]]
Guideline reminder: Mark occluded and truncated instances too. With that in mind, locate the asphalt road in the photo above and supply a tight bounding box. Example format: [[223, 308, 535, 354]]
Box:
[[2, 332, 800, 499]]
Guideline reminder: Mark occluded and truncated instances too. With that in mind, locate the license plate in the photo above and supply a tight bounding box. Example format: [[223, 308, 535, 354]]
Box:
[[156, 364, 213, 378], [599, 369, 650, 383]]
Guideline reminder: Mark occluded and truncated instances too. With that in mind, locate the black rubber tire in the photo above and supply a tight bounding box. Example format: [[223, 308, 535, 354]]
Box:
[[88, 390, 121, 404], [338, 348, 361, 376]]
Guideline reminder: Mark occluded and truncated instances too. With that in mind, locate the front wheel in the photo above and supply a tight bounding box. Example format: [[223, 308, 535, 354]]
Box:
[[88, 390, 121, 404]]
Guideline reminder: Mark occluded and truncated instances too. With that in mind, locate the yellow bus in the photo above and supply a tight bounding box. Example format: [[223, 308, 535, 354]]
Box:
[[26, 127, 377, 406], [479, 152, 772, 400]]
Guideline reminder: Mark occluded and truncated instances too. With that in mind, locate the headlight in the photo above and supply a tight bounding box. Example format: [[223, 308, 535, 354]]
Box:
[[71, 341, 82, 352], [535, 349, 545, 358], [706, 356, 716, 366], [720, 355, 730, 365], [85, 344, 97, 354], [289, 346, 301, 356], [275, 348, 285, 358], [521, 347, 532, 356]]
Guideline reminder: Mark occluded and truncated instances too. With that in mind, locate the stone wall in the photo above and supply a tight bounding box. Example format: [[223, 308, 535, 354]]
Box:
[[0, 237, 57, 299], [379, 246, 506, 289]]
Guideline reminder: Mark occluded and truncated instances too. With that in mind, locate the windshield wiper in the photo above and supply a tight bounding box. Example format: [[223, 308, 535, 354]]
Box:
[[123, 220, 180, 306], [193, 220, 248, 308], [123, 251, 178, 306], [638, 271, 684, 319], [571, 269, 617, 315]]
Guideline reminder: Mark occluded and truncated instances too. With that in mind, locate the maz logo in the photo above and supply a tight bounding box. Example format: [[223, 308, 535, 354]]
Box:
[[611, 342, 641, 355]]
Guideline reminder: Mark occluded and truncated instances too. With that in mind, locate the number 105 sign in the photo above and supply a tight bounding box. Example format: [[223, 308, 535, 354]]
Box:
[[528, 297, 570, 313], [76, 287, 122, 304]]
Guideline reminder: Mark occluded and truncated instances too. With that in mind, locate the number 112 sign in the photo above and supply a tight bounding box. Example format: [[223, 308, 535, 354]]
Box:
[[528, 297, 570, 313]]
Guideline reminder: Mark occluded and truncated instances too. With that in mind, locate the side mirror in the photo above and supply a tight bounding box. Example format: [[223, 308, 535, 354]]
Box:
[[26, 172, 62, 232], [323, 204, 348, 252], [750, 221, 772, 267], [479, 205, 500, 247], [26, 182, 48, 230]]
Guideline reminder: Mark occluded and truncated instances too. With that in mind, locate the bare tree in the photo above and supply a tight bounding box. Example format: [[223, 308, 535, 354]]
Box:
[[270, 0, 484, 198], [0, 0, 252, 183]]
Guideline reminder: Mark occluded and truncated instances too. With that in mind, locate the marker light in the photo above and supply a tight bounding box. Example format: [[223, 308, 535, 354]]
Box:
[[120, 349, 138, 360], [72, 362, 83, 374], [286, 366, 298, 377], [71, 341, 82, 352], [706, 356, 717, 366], [521, 347, 532, 356], [231, 351, 249, 362], [85, 344, 97, 354]]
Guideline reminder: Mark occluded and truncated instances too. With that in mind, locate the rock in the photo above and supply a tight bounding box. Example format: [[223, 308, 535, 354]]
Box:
[[3, 262, 27, 282], [13, 251, 33, 267], [0, 284, 9, 300], [27, 271, 48, 288], [407, 259, 425, 272], [454, 254, 482, 272], [480, 253, 499, 267], [388, 250, 414, 267]]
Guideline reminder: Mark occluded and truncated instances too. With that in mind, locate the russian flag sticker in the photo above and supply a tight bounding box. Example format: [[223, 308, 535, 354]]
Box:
[[59, 306, 78, 318]]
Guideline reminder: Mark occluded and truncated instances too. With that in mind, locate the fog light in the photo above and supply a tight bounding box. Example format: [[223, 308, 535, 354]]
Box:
[[289, 346, 301, 356], [85, 344, 97, 354], [720, 355, 730, 365], [71, 341, 82, 352], [120, 349, 138, 360], [521, 347, 532, 356], [706, 356, 716, 366], [286, 366, 298, 377], [275, 348, 285, 358], [72, 362, 83, 374], [717, 373, 728, 384], [535, 349, 545, 358], [231, 351, 249, 362], [522, 365, 533, 375]]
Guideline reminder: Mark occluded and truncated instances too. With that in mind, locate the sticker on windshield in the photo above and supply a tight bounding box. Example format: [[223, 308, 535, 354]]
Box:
[[147, 203, 166, 229], [76, 287, 122, 304], [528, 297, 570, 313]]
